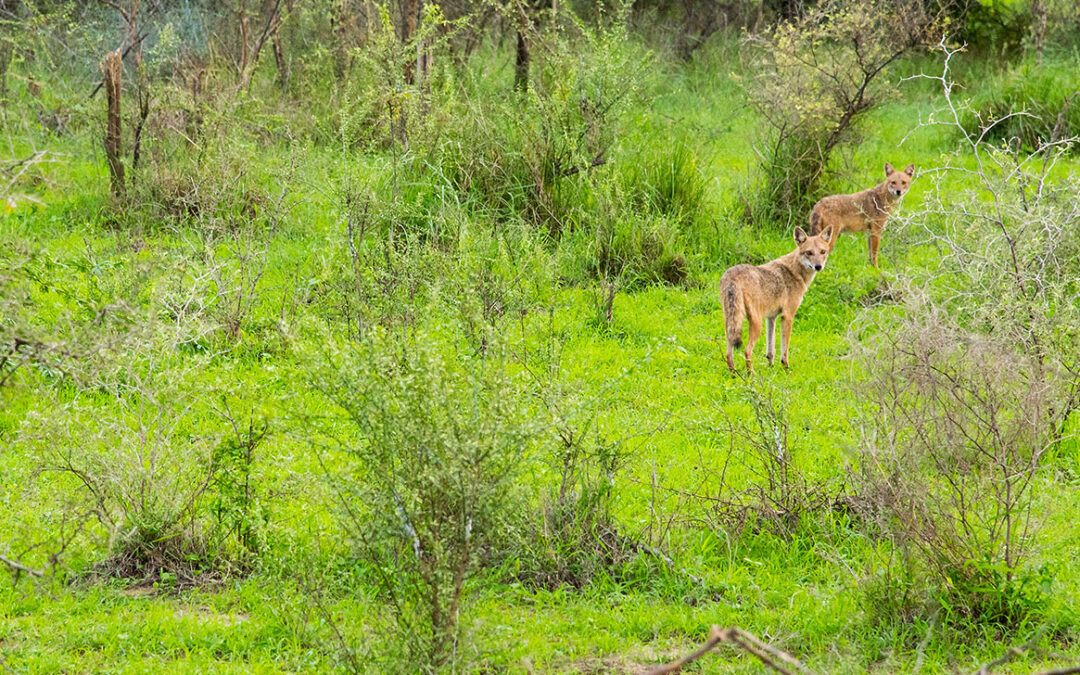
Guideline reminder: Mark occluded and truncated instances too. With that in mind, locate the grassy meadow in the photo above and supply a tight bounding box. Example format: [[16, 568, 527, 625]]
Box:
[[2, 3, 1080, 672]]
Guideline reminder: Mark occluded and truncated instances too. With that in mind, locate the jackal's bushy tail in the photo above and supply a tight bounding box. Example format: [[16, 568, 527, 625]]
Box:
[[721, 280, 744, 349]]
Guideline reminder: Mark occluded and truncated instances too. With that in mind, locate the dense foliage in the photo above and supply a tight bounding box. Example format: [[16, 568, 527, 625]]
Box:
[[2, 0, 1079, 672]]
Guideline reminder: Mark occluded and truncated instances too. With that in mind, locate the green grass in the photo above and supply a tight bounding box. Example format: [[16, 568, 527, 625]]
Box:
[[2, 24, 1080, 674]]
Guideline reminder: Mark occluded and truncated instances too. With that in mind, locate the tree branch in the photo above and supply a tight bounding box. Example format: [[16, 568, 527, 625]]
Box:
[[1, 553, 44, 578]]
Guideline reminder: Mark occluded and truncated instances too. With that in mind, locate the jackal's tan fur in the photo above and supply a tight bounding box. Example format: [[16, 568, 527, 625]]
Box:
[[719, 225, 834, 373], [808, 162, 914, 267]]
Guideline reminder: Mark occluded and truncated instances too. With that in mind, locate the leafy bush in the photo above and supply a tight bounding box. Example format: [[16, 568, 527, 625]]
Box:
[[955, 0, 1080, 57], [741, 0, 937, 225], [303, 329, 540, 671], [424, 8, 651, 235]]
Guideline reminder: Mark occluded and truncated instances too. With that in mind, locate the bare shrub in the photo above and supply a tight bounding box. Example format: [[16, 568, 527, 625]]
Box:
[[154, 157, 295, 343], [894, 40, 1080, 433], [303, 329, 540, 671], [21, 335, 231, 586], [851, 41, 1080, 626], [649, 385, 839, 547], [854, 311, 1058, 624], [706, 387, 837, 539], [741, 0, 939, 225]]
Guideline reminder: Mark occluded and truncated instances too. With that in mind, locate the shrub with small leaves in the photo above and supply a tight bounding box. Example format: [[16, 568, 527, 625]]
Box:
[[303, 328, 540, 671]]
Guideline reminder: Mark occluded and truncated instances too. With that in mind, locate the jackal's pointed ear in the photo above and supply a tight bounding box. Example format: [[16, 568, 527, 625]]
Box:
[[904, 163, 915, 176], [793, 226, 808, 244], [819, 225, 834, 244], [884, 162, 895, 177]]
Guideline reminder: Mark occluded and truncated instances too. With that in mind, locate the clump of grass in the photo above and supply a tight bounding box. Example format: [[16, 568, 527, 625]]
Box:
[[619, 141, 707, 223], [963, 59, 1080, 151]]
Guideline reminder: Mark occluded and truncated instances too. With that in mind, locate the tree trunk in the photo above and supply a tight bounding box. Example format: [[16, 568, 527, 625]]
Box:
[[237, 0, 284, 91], [333, 0, 351, 79], [417, 3, 432, 88], [1031, 0, 1047, 62], [397, 0, 421, 84], [239, 10, 249, 76], [514, 27, 529, 92], [131, 55, 150, 187], [0, 0, 14, 102], [101, 50, 125, 198], [272, 30, 288, 88], [0, 38, 11, 104]]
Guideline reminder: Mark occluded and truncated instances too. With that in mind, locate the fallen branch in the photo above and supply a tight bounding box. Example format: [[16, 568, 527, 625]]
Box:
[[2, 150, 49, 195], [648, 625, 813, 675]]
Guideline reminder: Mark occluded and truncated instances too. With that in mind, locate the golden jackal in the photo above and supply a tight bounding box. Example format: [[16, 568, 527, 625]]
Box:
[[720, 225, 834, 373], [808, 162, 914, 267]]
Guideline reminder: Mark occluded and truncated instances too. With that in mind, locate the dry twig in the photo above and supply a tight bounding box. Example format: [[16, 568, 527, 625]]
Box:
[[648, 625, 813, 675], [973, 627, 1080, 675]]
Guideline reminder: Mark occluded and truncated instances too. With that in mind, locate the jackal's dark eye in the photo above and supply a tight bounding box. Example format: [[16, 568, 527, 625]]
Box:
[[819, 249, 826, 254]]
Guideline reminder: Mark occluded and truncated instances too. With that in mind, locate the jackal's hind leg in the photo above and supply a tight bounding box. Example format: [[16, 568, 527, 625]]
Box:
[[745, 315, 762, 373], [765, 316, 777, 365]]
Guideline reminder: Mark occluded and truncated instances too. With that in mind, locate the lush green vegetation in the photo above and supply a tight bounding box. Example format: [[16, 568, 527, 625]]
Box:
[[2, 1, 1080, 672]]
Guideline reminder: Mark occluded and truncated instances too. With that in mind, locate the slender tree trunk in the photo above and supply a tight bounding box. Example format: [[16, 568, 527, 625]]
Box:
[[0, 38, 11, 104], [272, 30, 288, 88], [333, 0, 350, 79], [397, 0, 421, 84], [1031, 0, 1047, 62], [126, 0, 141, 60], [131, 55, 150, 187], [237, 0, 283, 91], [0, 0, 14, 103], [101, 50, 125, 197], [417, 1, 433, 88], [238, 2, 250, 76], [514, 27, 529, 92]]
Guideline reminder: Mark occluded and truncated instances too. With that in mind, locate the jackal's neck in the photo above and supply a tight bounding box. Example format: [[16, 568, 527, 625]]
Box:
[[873, 180, 900, 204], [778, 250, 817, 286]]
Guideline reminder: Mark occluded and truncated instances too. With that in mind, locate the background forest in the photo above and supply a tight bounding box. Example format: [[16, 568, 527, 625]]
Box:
[[2, 0, 1080, 672]]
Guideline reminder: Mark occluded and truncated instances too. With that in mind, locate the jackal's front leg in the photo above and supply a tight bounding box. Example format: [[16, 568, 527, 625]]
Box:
[[868, 222, 884, 267], [780, 315, 794, 369]]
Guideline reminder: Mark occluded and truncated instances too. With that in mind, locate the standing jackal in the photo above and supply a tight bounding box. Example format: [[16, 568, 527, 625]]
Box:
[[809, 162, 914, 267], [720, 225, 834, 373]]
